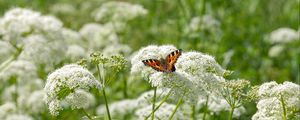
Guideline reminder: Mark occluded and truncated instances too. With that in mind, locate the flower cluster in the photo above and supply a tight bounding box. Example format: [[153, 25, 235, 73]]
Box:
[[267, 27, 299, 57], [92, 1, 148, 23], [131, 45, 226, 104], [252, 81, 300, 120], [44, 64, 101, 116]]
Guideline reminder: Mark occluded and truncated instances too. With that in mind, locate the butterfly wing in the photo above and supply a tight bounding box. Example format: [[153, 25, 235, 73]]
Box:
[[165, 49, 182, 72], [142, 59, 166, 72]]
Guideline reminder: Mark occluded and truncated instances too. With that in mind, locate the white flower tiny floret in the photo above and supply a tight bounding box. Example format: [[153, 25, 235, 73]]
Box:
[[253, 81, 300, 120], [44, 64, 101, 116]]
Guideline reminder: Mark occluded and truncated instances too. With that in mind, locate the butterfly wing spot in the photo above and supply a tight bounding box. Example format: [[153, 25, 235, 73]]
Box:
[[166, 49, 182, 72], [142, 49, 182, 73], [142, 59, 165, 72]]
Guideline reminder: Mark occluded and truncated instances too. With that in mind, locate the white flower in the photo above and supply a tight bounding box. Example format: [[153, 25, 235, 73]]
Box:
[[0, 60, 37, 82], [253, 81, 300, 120], [197, 95, 246, 118], [131, 45, 226, 104], [62, 28, 84, 45], [79, 23, 119, 49], [97, 99, 138, 117], [0, 102, 17, 119], [92, 1, 148, 22], [19, 34, 66, 69], [135, 103, 184, 120], [0, 41, 15, 62], [0, 8, 63, 44], [66, 45, 86, 61], [64, 89, 96, 109], [2, 78, 44, 105], [257, 81, 278, 98], [25, 90, 46, 114], [103, 43, 132, 56], [136, 89, 170, 106], [5, 114, 33, 120], [252, 98, 283, 120], [189, 15, 220, 32], [269, 27, 299, 44], [268, 45, 285, 57], [44, 64, 101, 116], [50, 3, 76, 15]]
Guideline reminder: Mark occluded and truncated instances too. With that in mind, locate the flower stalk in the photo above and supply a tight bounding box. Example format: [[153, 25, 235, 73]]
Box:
[[151, 87, 157, 120]]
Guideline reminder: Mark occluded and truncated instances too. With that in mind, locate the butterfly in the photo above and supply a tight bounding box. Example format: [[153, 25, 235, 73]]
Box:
[[142, 49, 182, 73]]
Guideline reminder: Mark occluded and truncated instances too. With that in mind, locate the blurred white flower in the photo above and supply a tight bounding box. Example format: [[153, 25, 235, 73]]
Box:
[[5, 114, 33, 120], [1, 78, 43, 104], [66, 45, 86, 61], [0, 8, 62, 44], [269, 27, 299, 44], [136, 89, 170, 106], [0, 60, 37, 82], [131, 45, 226, 104], [197, 95, 246, 118], [44, 64, 101, 116], [268, 45, 285, 57], [97, 99, 138, 117], [92, 1, 148, 22], [0, 102, 17, 119], [103, 43, 132, 56], [135, 103, 184, 120], [19, 34, 66, 69], [25, 90, 46, 114], [185, 15, 222, 38], [0, 41, 15, 62], [253, 81, 300, 120], [79, 23, 119, 49], [62, 28, 85, 45], [50, 3, 76, 15]]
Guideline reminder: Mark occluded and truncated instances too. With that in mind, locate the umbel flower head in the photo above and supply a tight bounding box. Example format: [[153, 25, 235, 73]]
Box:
[[44, 64, 101, 116], [131, 45, 226, 104], [0, 60, 37, 83], [92, 1, 148, 22], [252, 81, 300, 120], [0, 7, 62, 45], [268, 27, 299, 44]]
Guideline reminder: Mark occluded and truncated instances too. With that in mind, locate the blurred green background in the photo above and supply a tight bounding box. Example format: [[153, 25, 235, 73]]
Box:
[[2, 0, 297, 84], [0, 0, 299, 119]]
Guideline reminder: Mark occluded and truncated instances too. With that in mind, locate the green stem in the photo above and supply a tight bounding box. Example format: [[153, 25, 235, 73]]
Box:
[[280, 95, 287, 120], [201, 0, 206, 15], [168, 96, 184, 120], [96, 65, 111, 120], [0, 48, 22, 73], [14, 77, 19, 113], [191, 105, 196, 120], [81, 108, 93, 120], [228, 106, 235, 120], [123, 77, 128, 98], [102, 88, 112, 120], [203, 95, 209, 120], [151, 87, 157, 120], [145, 89, 173, 119]]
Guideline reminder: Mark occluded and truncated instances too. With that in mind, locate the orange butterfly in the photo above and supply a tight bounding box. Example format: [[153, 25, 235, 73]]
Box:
[[142, 49, 182, 73]]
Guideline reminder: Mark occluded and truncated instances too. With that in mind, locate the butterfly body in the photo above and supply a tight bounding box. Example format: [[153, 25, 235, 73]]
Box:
[[142, 49, 182, 73]]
